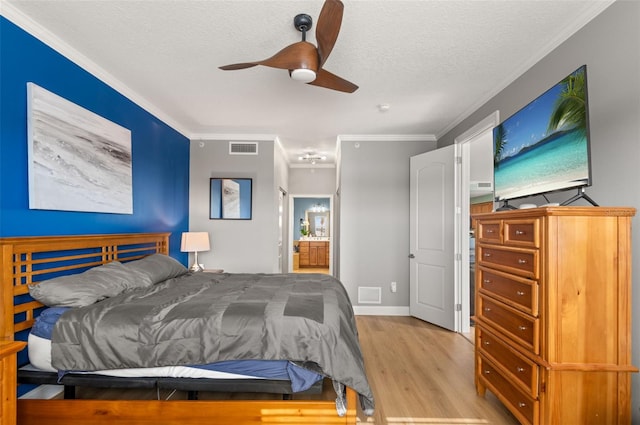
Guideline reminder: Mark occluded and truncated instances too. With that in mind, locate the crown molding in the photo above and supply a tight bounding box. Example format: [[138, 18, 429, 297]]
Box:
[[436, 0, 616, 140], [338, 134, 437, 143], [289, 163, 335, 169], [191, 134, 278, 142], [1, 3, 190, 137]]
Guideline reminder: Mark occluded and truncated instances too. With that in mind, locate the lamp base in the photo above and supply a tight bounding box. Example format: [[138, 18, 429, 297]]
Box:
[[189, 251, 204, 272], [190, 263, 204, 272]]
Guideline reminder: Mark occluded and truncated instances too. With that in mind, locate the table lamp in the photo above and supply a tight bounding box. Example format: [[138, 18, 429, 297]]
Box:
[[180, 232, 210, 272]]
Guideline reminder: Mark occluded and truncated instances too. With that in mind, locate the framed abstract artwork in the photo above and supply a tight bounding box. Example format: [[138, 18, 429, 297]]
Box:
[[27, 83, 133, 214], [210, 178, 252, 220]]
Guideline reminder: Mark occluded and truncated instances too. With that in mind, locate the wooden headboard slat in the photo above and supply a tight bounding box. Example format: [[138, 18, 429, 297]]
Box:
[[14, 285, 30, 296], [13, 261, 106, 283], [15, 321, 36, 334], [0, 233, 170, 341], [14, 301, 43, 315]]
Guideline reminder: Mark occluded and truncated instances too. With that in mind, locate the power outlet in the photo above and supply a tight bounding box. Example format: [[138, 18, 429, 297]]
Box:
[[390, 281, 397, 293]]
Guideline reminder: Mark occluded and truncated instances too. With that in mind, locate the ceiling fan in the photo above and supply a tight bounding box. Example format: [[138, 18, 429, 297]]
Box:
[[219, 0, 358, 93]]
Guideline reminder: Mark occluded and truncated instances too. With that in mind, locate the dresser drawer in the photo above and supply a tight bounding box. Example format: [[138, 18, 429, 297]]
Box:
[[478, 327, 539, 397], [477, 267, 538, 316], [478, 294, 539, 354], [477, 245, 538, 279], [476, 220, 502, 243], [479, 355, 537, 425], [503, 219, 540, 248]]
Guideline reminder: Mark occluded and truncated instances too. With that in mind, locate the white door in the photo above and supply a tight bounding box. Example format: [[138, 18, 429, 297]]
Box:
[[409, 144, 458, 331]]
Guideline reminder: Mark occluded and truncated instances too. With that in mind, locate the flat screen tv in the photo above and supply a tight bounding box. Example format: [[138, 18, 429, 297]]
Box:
[[493, 65, 595, 208]]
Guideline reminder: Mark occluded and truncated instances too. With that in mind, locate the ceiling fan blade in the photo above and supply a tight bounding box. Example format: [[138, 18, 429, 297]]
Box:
[[308, 68, 358, 93], [315, 0, 344, 67], [219, 63, 259, 71], [220, 42, 318, 72], [259, 41, 318, 71]]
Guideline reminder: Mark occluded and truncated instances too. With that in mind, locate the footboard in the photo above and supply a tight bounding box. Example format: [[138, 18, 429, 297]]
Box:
[[17, 388, 357, 425]]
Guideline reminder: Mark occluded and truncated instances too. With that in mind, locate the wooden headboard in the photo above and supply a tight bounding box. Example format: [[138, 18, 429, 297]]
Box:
[[0, 233, 170, 341]]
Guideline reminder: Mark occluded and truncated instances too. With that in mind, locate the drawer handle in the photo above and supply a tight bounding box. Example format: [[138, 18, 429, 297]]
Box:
[[483, 279, 491, 284], [516, 367, 525, 373], [517, 259, 527, 264], [483, 253, 491, 257], [516, 290, 525, 296], [515, 230, 525, 235], [484, 341, 490, 346], [484, 307, 491, 312], [518, 325, 527, 331], [518, 402, 527, 408], [486, 229, 495, 234], [484, 370, 491, 375]]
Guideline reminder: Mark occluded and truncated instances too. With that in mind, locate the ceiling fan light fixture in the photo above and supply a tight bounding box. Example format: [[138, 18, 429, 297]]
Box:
[[291, 68, 317, 83]]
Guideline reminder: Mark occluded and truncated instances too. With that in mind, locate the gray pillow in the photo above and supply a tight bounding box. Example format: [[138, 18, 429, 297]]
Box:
[[29, 261, 135, 307], [123, 254, 187, 285]]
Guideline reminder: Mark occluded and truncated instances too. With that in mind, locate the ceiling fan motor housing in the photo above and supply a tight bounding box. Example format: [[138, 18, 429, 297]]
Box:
[[294, 13, 313, 35]]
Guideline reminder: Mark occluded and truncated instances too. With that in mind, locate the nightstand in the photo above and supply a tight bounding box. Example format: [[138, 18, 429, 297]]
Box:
[[203, 269, 224, 273]]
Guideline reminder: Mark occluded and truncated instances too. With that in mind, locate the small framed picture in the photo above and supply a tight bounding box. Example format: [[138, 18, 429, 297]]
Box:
[[210, 178, 252, 220]]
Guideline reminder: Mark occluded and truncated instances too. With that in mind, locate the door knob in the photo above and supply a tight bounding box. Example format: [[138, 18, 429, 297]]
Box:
[[408, 253, 415, 259]]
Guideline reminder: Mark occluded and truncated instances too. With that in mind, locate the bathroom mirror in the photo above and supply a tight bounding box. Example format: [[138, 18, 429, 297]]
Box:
[[307, 211, 330, 237]]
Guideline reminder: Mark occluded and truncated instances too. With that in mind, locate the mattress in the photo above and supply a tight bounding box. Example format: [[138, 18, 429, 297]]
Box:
[[27, 307, 322, 392]]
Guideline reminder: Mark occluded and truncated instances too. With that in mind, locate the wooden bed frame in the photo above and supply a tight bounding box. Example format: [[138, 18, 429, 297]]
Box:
[[0, 233, 357, 424]]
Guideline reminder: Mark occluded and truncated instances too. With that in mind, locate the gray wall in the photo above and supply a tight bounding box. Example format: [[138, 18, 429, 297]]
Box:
[[188, 139, 287, 273], [338, 139, 437, 310], [438, 1, 640, 420], [288, 167, 336, 194]]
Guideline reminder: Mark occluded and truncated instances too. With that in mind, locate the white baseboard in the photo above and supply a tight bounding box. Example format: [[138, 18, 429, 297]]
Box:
[[353, 305, 410, 316]]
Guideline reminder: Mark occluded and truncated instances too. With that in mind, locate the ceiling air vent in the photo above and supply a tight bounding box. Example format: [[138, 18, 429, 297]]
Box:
[[229, 142, 258, 155]]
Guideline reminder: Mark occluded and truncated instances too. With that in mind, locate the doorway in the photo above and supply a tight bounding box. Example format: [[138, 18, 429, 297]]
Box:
[[289, 195, 334, 275], [408, 112, 497, 333], [455, 111, 499, 334]]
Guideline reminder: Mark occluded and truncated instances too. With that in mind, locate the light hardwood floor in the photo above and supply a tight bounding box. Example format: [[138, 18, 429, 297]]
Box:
[[66, 316, 518, 424], [355, 316, 518, 424], [293, 267, 330, 274]]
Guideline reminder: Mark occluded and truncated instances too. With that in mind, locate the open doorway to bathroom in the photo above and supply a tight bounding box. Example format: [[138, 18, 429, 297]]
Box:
[[290, 196, 333, 275]]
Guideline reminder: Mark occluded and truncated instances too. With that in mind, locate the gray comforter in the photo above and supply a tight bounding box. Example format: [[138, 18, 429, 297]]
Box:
[[51, 272, 374, 412]]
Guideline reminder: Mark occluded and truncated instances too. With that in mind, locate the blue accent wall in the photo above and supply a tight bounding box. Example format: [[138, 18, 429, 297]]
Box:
[[0, 17, 190, 260]]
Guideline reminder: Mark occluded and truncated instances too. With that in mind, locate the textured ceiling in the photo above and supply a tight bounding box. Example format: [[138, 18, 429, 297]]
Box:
[[3, 0, 613, 165]]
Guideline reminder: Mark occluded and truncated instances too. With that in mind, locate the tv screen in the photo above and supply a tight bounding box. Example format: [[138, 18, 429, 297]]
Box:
[[493, 65, 592, 205]]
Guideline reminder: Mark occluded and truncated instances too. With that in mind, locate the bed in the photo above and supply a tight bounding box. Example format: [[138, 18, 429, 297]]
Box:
[[0, 233, 373, 424]]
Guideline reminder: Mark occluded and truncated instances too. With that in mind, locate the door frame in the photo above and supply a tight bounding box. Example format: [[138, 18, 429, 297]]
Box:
[[288, 194, 334, 274], [454, 111, 499, 333]]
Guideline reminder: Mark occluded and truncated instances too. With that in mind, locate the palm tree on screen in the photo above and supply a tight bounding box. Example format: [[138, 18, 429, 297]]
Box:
[[493, 124, 506, 169], [547, 67, 587, 136]]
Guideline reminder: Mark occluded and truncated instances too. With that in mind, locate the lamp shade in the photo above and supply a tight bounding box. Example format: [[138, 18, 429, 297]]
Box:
[[180, 232, 210, 252]]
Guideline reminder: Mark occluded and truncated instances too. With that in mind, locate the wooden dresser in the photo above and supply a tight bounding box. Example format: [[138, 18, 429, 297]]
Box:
[[1, 341, 26, 425], [473, 207, 636, 425]]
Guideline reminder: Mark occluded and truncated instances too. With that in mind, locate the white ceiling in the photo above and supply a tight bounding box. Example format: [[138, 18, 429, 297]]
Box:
[[3, 0, 613, 165]]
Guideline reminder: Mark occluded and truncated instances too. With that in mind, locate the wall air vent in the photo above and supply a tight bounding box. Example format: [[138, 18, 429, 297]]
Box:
[[229, 142, 258, 155], [470, 181, 493, 192], [358, 287, 382, 304]]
